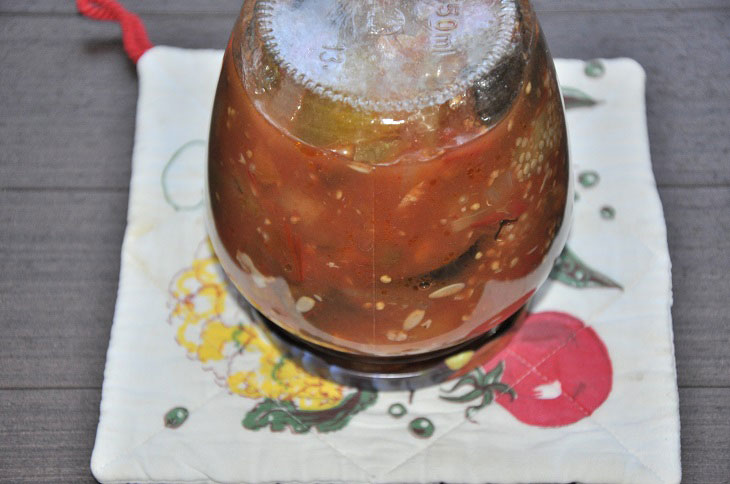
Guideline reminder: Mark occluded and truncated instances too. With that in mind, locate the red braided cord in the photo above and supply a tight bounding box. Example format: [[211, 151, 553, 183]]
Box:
[[76, 0, 153, 63]]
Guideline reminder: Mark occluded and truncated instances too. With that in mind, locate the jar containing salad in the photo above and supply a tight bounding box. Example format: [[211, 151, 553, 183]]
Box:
[[207, 0, 571, 379]]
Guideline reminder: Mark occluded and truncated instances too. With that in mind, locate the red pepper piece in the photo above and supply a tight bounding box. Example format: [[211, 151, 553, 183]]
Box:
[[283, 224, 304, 284]]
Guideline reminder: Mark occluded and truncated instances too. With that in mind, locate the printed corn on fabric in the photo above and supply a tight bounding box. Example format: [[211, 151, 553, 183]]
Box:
[[90, 47, 680, 484]]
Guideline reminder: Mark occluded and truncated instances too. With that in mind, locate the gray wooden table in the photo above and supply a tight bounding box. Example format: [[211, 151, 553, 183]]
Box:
[[1, 1, 728, 482]]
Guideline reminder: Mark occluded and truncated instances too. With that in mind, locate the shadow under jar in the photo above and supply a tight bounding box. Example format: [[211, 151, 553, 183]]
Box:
[[207, 0, 571, 375]]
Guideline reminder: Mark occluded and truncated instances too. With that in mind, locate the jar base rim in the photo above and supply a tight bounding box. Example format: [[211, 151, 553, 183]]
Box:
[[247, 302, 528, 391]]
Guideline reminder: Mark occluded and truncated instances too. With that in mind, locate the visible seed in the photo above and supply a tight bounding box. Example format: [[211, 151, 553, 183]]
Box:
[[458, 195, 468, 204], [428, 283, 465, 299], [526, 82, 532, 94], [398, 181, 426, 208], [363, 302, 373, 309], [313, 294, 323, 302], [421, 319, 432, 328], [295, 296, 315, 313], [507, 119, 514, 132], [510, 257, 519, 268], [376, 301, 385, 310], [387, 330, 407, 342], [461, 206, 467, 212], [290, 216, 301, 224], [445, 350, 474, 371], [403, 310, 426, 330], [439, 218, 448, 225], [491, 261, 501, 271], [470, 203, 481, 211], [246, 149, 253, 159], [380, 275, 392, 284], [238, 153, 247, 165], [264, 218, 271, 225], [347, 162, 372, 174], [335, 189, 343, 200]]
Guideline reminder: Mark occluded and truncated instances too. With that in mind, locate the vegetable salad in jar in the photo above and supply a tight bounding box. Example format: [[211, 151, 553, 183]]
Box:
[[207, 0, 571, 358]]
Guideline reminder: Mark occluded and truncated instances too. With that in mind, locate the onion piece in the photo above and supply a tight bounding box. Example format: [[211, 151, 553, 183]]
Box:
[[485, 170, 513, 206]]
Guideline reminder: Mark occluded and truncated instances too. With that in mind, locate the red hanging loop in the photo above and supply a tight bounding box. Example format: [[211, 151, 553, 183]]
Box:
[[76, 0, 153, 63]]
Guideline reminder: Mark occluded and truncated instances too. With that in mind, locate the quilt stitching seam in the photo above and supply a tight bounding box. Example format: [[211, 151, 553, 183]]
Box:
[[376, 325, 592, 478], [94, 387, 229, 476], [507, 348, 668, 483]]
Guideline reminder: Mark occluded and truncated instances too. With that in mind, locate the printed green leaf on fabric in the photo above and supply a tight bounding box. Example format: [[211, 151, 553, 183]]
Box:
[[243, 390, 377, 434], [440, 361, 516, 422], [561, 86, 599, 109], [550, 246, 622, 289]]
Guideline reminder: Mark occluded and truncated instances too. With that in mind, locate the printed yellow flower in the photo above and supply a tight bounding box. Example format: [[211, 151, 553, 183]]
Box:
[[168, 240, 345, 411]]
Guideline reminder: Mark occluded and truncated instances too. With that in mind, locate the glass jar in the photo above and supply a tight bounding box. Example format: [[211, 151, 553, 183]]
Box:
[[207, 0, 571, 366]]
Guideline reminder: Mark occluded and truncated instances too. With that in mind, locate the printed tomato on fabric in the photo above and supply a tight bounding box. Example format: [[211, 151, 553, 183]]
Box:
[[494, 311, 612, 426]]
